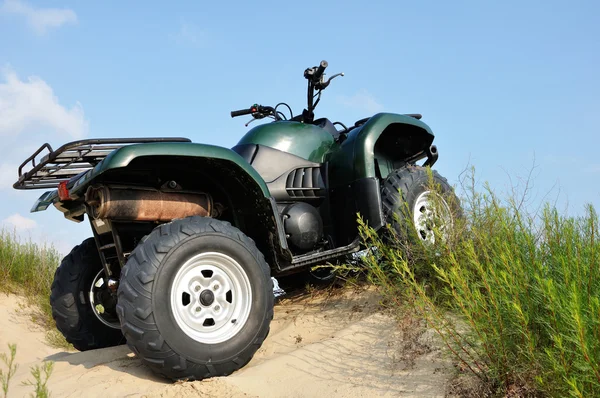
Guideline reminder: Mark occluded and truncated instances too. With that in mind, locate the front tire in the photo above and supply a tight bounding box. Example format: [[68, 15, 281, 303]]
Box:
[[116, 216, 273, 381], [381, 165, 459, 243], [50, 238, 125, 351]]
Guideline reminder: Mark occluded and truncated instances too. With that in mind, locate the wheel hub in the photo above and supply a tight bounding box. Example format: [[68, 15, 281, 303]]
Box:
[[170, 252, 253, 344], [89, 269, 121, 330], [413, 191, 453, 244], [199, 289, 215, 306]]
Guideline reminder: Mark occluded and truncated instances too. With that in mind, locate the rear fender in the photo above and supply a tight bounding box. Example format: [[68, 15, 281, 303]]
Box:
[[68, 142, 270, 197], [69, 142, 291, 268]]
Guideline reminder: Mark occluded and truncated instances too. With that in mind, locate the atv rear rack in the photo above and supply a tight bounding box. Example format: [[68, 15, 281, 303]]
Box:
[[13, 137, 192, 190]]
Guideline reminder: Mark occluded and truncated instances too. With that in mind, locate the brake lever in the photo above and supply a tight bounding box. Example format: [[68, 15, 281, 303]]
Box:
[[316, 72, 344, 90], [327, 72, 345, 82], [244, 106, 277, 127], [245, 111, 268, 127]]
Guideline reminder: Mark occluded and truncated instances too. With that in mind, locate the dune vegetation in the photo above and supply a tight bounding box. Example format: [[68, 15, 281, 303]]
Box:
[[354, 168, 600, 397], [0, 230, 64, 345]]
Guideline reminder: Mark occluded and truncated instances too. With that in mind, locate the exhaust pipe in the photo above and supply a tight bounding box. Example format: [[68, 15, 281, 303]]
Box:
[[85, 186, 215, 222]]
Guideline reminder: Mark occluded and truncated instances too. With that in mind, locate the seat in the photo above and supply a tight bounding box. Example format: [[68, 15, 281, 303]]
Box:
[[312, 118, 339, 137]]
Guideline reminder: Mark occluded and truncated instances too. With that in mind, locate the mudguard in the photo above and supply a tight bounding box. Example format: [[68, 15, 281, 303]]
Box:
[[325, 113, 436, 244], [30, 142, 291, 268], [68, 142, 270, 197], [327, 112, 435, 188]]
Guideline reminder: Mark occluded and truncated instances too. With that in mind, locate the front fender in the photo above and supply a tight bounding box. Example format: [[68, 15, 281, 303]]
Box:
[[327, 113, 435, 187]]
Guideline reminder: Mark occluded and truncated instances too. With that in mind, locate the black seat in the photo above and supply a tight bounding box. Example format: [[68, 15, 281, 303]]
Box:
[[312, 118, 339, 137]]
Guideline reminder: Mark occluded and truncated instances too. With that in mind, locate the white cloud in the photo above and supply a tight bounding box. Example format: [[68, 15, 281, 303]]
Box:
[[0, 0, 77, 34], [2, 213, 37, 231], [0, 67, 88, 138], [338, 89, 384, 114], [171, 21, 207, 48]]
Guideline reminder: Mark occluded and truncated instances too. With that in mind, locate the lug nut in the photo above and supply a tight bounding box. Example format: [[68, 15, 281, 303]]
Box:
[[107, 279, 119, 291], [213, 284, 219, 291], [214, 305, 221, 312], [195, 285, 201, 292], [195, 307, 201, 312]]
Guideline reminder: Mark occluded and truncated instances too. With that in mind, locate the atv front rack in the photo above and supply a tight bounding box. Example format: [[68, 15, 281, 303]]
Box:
[[13, 137, 191, 190]]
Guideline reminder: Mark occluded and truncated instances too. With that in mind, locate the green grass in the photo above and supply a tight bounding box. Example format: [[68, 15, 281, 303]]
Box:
[[0, 343, 53, 398], [0, 343, 17, 397], [21, 361, 53, 398], [0, 229, 67, 346], [355, 169, 600, 397]]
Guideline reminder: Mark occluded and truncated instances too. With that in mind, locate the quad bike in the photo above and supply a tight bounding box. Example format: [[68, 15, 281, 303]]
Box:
[[13, 60, 459, 381]]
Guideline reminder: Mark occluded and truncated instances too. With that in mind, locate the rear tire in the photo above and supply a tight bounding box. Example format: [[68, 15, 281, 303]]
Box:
[[307, 266, 337, 285], [50, 238, 125, 351], [116, 216, 273, 381]]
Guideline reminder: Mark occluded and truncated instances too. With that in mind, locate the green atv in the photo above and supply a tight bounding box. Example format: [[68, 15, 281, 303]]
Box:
[[13, 60, 458, 381]]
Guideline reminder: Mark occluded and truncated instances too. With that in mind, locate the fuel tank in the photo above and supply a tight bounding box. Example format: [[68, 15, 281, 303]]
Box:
[[236, 121, 334, 163]]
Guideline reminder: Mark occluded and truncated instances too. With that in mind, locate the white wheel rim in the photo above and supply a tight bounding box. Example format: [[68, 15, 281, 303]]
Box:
[[412, 191, 453, 244], [170, 252, 252, 344], [89, 269, 121, 329]]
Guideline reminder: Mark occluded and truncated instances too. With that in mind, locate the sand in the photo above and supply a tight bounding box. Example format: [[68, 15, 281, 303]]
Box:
[[0, 287, 453, 397]]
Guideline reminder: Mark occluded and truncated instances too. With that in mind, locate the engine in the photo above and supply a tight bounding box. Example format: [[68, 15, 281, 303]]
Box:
[[281, 202, 323, 253]]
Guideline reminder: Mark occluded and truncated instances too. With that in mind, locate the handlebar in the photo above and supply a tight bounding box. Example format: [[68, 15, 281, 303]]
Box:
[[304, 60, 328, 83], [313, 60, 328, 82], [232, 60, 342, 125], [230, 108, 254, 118], [230, 104, 276, 121]]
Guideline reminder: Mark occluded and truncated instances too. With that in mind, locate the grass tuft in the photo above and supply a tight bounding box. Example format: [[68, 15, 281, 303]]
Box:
[[21, 361, 53, 398], [0, 344, 54, 398], [0, 229, 68, 347], [0, 343, 17, 398]]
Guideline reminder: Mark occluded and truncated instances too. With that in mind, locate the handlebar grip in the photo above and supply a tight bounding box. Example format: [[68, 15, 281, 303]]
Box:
[[313, 60, 328, 81], [231, 108, 253, 118]]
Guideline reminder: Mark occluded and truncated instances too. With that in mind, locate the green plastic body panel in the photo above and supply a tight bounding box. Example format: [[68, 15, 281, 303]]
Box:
[[69, 142, 270, 197], [237, 121, 334, 162], [326, 113, 434, 187], [30, 190, 58, 212]]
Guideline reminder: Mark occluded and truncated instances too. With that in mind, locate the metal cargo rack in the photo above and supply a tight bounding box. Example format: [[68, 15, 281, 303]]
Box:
[[13, 137, 192, 190]]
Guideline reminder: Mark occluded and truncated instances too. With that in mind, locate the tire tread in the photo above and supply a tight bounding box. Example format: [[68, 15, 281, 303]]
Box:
[[50, 238, 125, 351], [381, 165, 459, 231], [116, 216, 273, 381]]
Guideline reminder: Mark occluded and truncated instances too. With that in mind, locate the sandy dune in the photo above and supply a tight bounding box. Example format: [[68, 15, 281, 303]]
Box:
[[0, 287, 453, 397]]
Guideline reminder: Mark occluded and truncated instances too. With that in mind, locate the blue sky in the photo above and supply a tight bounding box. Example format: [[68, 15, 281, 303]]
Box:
[[0, 0, 598, 254]]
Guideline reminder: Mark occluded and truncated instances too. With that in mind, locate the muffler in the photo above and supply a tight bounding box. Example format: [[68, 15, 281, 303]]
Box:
[[85, 186, 215, 222]]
